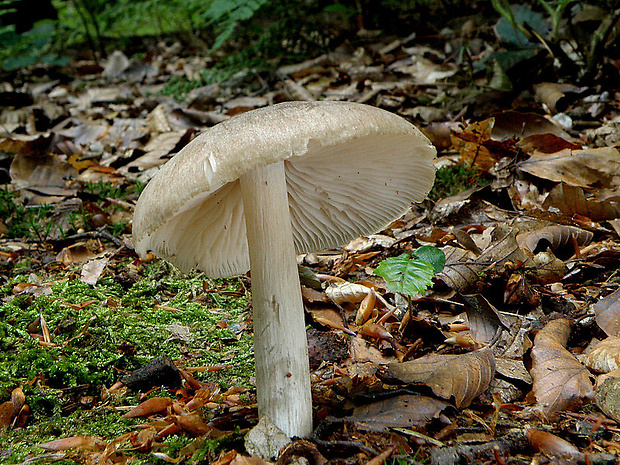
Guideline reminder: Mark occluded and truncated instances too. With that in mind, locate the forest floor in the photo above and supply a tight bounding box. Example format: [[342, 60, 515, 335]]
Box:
[[2, 8, 620, 465]]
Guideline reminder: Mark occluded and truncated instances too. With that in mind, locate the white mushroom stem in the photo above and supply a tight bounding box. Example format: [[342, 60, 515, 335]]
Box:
[[240, 160, 313, 438]]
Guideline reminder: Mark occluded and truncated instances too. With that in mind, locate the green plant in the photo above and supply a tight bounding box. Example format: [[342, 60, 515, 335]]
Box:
[[374, 246, 445, 298], [0, 187, 56, 240], [429, 164, 489, 201], [491, 0, 620, 80]]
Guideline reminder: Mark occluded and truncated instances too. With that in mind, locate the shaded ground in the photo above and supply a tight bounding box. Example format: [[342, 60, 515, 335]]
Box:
[[2, 6, 620, 464]]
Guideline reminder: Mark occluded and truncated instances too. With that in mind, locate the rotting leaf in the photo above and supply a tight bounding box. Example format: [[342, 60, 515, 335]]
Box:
[[349, 394, 451, 431], [582, 337, 620, 373], [382, 348, 496, 408], [530, 319, 594, 416], [593, 289, 620, 337]]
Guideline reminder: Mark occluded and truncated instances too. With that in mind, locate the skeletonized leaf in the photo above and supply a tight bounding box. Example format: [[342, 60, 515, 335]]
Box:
[[349, 394, 451, 431], [530, 319, 594, 416], [581, 337, 620, 373], [383, 348, 496, 408], [593, 289, 620, 337]]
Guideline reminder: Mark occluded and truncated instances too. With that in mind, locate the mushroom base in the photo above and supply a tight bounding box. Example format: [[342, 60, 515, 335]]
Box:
[[240, 161, 313, 438]]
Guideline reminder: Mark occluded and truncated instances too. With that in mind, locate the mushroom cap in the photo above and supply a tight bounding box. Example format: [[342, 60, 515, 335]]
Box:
[[132, 101, 436, 277]]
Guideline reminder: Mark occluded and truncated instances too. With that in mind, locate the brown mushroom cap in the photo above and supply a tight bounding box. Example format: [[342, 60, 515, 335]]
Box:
[[132, 101, 436, 277]]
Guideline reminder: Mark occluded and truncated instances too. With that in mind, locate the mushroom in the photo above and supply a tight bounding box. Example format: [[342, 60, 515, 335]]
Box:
[[132, 101, 436, 438]]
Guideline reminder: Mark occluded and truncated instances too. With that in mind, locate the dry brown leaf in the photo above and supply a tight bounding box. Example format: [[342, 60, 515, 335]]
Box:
[[451, 118, 499, 172], [593, 289, 620, 337], [526, 429, 580, 456], [38, 435, 105, 451], [360, 321, 393, 340], [122, 396, 173, 418], [349, 394, 451, 431], [325, 282, 371, 305], [80, 257, 109, 286], [533, 82, 582, 113], [491, 111, 574, 141], [595, 375, 620, 422], [516, 225, 593, 254], [518, 134, 582, 154], [436, 250, 483, 295], [383, 348, 496, 408], [582, 337, 620, 373], [519, 147, 620, 188], [530, 319, 594, 416], [543, 184, 620, 221], [355, 288, 376, 325], [0, 401, 13, 430], [460, 294, 510, 344]]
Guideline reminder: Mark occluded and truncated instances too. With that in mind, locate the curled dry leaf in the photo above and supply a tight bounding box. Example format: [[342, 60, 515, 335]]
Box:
[[461, 294, 510, 344], [360, 321, 393, 340], [356, 288, 376, 325], [582, 337, 620, 373], [516, 225, 592, 255], [325, 282, 371, 305], [383, 348, 496, 408], [593, 289, 620, 337], [122, 396, 173, 418], [530, 319, 594, 416], [527, 429, 580, 456], [349, 394, 451, 431]]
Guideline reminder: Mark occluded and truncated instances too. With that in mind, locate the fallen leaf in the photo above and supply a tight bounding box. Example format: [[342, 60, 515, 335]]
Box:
[[593, 289, 620, 337], [383, 348, 496, 407], [80, 257, 109, 286], [530, 319, 594, 416], [38, 435, 105, 451], [349, 394, 451, 431], [595, 375, 620, 422], [527, 429, 580, 456], [582, 337, 620, 373], [325, 282, 371, 305], [516, 225, 592, 255], [519, 147, 620, 188], [122, 396, 173, 418], [543, 184, 620, 221]]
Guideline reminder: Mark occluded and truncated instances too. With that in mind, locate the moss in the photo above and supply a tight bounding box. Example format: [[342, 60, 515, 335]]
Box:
[[0, 257, 254, 462]]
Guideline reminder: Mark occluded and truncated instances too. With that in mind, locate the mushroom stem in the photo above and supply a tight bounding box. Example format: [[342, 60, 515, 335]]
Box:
[[239, 160, 313, 438]]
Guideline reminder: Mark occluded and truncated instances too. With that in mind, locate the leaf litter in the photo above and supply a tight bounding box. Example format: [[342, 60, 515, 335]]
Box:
[[2, 15, 620, 465]]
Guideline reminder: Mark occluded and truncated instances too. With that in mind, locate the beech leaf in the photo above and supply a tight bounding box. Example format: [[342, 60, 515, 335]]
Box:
[[383, 348, 496, 407], [530, 319, 594, 416], [593, 289, 620, 337], [374, 247, 444, 297]]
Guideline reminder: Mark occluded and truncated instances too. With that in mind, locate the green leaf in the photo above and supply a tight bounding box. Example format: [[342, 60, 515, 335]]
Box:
[[412, 246, 446, 274], [373, 253, 436, 297]]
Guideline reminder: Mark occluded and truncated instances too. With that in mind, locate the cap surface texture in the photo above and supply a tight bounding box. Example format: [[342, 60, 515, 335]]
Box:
[[132, 101, 436, 277]]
